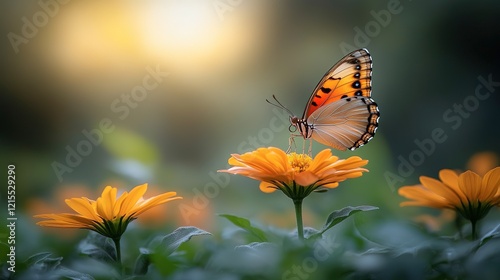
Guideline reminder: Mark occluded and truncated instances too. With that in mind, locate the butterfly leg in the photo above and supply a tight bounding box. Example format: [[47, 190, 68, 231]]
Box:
[[287, 136, 295, 153], [301, 139, 312, 156], [287, 134, 300, 153]]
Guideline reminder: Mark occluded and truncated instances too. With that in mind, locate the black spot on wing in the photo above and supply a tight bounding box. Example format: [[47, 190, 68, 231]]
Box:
[[320, 87, 331, 93]]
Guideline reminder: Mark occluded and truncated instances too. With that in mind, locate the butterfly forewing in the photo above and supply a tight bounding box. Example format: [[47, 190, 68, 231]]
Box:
[[303, 49, 373, 119]]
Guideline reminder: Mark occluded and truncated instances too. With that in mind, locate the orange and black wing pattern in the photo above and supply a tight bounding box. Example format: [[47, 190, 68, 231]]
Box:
[[303, 49, 373, 119]]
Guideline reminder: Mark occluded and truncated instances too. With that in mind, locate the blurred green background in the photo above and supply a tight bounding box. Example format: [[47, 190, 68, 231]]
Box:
[[1, 0, 500, 263]]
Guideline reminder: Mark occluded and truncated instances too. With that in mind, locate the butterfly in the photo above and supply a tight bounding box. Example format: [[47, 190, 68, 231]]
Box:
[[269, 48, 379, 151]]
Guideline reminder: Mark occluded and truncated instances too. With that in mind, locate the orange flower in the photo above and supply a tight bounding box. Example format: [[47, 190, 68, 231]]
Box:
[[467, 151, 499, 176], [220, 147, 369, 240], [399, 167, 500, 225], [219, 147, 368, 200], [413, 209, 456, 232], [34, 183, 182, 239]]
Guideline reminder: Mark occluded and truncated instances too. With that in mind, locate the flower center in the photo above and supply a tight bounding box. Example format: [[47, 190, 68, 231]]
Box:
[[287, 153, 312, 173]]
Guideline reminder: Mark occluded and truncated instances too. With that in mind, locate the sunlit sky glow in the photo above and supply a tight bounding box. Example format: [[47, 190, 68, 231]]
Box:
[[47, 0, 262, 82]]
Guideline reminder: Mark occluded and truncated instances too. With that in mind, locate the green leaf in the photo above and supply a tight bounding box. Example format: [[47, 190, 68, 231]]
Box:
[[219, 214, 268, 242], [235, 242, 277, 252], [24, 252, 54, 266], [479, 223, 500, 247], [308, 205, 378, 240], [78, 232, 116, 262], [136, 227, 211, 275], [134, 248, 152, 275], [17, 252, 94, 280], [303, 227, 321, 239], [53, 267, 95, 280], [155, 226, 211, 256], [32, 255, 63, 271]]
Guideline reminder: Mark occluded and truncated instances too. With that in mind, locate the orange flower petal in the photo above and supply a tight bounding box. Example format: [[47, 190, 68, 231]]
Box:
[[308, 149, 335, 172], [438, 169, 467, 202], [259, 181, 278, 193], [295, 171, 319, 186], [96, 186, 117, 220], [322, 182, 339, 189], [419, 176, 462, 206], [399, 200, 450, 208], [132, 192, 182, 217], [480, 167, 500, 202], [35, 213, 96, 229], [332, 157, 369, 170], [398, 185, 450, 208], [118, 183, 148, 217], [65, 198, 101, 222], [458, 171, 482, 202]]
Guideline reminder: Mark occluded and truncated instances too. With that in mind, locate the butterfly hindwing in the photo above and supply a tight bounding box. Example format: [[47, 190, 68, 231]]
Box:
[[308, 96, 379, 151], [303, 49, 373, 119]]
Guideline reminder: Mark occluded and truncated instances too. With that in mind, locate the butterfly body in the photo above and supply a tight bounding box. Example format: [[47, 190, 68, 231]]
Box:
[[288, 48, 379, 151]]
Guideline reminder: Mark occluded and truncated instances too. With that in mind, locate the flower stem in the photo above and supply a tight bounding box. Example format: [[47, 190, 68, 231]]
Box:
[[454, 214, 463, 239], [471, 219, 477, 240], [113, 237, 122, 263], [294, 199, 304, 240]]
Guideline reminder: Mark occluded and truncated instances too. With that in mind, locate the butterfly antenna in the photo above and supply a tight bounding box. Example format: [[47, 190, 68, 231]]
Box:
[[266, 95, 294, 116]]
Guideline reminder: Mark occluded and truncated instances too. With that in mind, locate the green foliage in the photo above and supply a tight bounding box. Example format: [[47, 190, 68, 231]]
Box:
[[479, 223, 500, 246], [219, 214, 268, 242], [308, 205, 379, 240], [79, 232, 116, 262], [7, 212, 500, 279], [135, 226, 211, 276], [3, 252, 94, 280], [8, 195, 500, 280]]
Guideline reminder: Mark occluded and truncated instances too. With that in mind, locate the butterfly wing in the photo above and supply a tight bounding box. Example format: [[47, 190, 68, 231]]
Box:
[[303, 49, 373, 119], [307, 96, 379, 151]]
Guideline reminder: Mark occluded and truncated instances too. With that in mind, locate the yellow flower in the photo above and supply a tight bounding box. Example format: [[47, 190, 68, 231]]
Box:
[[34, 183, 182, 239], [219, 147, 368, 200], [399, 167, 500, 223]]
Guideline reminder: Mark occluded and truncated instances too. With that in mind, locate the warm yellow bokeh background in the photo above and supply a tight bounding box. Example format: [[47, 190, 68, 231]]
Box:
[[1, 0, 500, 252]]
